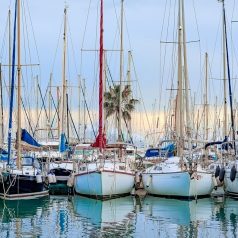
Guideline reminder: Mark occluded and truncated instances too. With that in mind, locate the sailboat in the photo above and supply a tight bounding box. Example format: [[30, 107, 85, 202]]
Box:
[[142, 0, 214, 199], [73, 0, 135, 199], [219, 0, 238, 197], [0, 0, 48, 200], [43, 7, 74, 195]]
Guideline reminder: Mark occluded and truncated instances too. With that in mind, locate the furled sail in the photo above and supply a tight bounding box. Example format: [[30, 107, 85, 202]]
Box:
[[59, 132, 69, 153]]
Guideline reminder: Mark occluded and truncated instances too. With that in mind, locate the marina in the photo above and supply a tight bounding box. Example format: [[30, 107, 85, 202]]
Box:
[[1, 0, 238, 237]]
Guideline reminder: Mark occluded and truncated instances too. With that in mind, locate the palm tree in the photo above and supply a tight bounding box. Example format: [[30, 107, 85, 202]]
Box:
[[104, 84, 139, 129]]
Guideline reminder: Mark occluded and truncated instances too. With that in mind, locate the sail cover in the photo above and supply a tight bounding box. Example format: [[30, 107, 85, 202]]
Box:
[[21, 129, 42, 147], [59, 132, 69, 153], [145, 144, 175, 158]]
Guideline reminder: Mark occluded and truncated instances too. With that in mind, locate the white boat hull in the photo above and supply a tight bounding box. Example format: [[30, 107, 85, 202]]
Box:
[[142, 171, 213, 198], [74, 170, 135, 198], [224, 171, 238, 196]]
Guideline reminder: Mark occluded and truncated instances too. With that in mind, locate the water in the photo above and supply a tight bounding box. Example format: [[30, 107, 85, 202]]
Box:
[[0, 195, 237, 238]]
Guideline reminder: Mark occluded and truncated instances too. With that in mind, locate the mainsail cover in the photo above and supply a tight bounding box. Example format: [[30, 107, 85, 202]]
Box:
[[145, 143, 175, 158], [21, 129, 42, 147], [59, 132, 69, 153]]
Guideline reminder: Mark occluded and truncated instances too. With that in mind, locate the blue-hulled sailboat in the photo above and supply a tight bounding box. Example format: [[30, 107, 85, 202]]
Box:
[[73, 0, 135, 199]]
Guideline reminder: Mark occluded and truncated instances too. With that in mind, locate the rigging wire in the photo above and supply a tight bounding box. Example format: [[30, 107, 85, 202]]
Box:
[[51, 18, 63, 74], [79, 0, 92, 77]]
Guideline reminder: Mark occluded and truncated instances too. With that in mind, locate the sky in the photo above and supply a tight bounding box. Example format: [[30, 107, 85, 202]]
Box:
[[0, 0, 238, 143]]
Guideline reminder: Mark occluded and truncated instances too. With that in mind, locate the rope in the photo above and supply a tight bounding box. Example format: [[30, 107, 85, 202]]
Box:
[[5, 174, 17, 196], [0, 172, 6, 199]]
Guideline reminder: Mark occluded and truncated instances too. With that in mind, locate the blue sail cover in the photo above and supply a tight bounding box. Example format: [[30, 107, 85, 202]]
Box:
[[21, 129, 42, 147], [145, 148, 159, 157], [59, 133, 69, 153], [0, 148, 8, 161], [145, 143, 175, 158]]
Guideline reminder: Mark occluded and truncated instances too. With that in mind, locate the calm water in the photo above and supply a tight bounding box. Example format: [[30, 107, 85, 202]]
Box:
[[0, 195, 237, 238]]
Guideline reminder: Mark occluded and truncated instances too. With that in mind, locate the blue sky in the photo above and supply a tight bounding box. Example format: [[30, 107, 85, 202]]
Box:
[[0, 0, 238, 140]]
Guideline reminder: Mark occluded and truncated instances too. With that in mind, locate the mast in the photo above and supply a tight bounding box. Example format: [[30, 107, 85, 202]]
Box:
[[78, 75, 81, 141], [118, 0, 124, 142], [83, 79, 86, 142], [204, 52, 209, 140], [36, 75, 39, 139], [222, 1, 236, 151], [176, 0, 183, 156], [181, 0, 191, 138], [220, 0, 228, 138], [60, 7, 67, 139], [103, 51, 107, 135], [98, 0, 104, 150], [17, 0, 22, 169], [8, 9, 11, 90], [7, 0, 17, 165], [66, 81, 70, 143]]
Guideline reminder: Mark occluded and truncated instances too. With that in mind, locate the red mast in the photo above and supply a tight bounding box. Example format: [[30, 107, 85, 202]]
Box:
[[98, 0, 104, 151], [92, 0, 105, 150]]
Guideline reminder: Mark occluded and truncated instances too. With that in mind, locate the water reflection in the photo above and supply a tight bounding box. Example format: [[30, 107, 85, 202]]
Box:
[[72, 195, 136, 237], [0, 195, 238, 237], [135, 196, 238, 238], [142, 196, 213, 225], [0, 197, 50, 237]]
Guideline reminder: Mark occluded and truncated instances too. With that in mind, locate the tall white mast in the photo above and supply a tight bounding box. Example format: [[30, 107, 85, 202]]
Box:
[[204, 52, 209, 140], [181, 0, 191, 138], [60, 7, 67, 138], [176, 0, 183, 156], [118, 0, 124, 142]]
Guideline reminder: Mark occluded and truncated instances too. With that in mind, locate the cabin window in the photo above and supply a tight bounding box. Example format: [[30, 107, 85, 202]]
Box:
[[119, 166, 125, 170], [22, 157, 33, 166], [80, 167, 86, 171], [154, 166, 162, 171]]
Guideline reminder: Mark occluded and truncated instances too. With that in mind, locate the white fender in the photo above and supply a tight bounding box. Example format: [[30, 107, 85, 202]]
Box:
[[48, 174, 56, 184], [52, 174, 57, 183], [146, 175, 152, 187], [36, 174, 43, 183], [67, 173, 74, 187], [212, 176, 218, 187]]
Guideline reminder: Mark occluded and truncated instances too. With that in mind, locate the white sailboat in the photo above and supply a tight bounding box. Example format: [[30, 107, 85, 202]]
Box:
[[211, 1, 238, 197], [73, 0, 135, 199], [142, 0, 214, 199], [41, 7, 74, 194]]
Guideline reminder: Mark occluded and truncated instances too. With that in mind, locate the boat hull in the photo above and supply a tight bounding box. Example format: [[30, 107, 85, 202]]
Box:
[[74, 170, 135, 199], [0, 173, 48, 200], [224, 171, 238, 196], [142, 171, 213, 199]]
